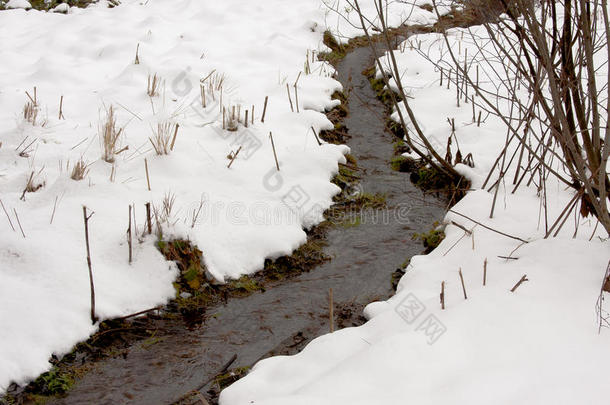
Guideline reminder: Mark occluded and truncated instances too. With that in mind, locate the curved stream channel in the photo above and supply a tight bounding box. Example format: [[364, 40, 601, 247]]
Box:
[[45, 45, 445, 405]]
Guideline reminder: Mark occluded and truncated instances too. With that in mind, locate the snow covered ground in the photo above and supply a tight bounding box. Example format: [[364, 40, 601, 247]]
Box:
[[220, 5, 610, 405], [0, 0, 442, 392]]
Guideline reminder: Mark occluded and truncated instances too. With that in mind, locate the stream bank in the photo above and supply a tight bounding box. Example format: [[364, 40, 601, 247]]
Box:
[[3, 36, 448, 405]]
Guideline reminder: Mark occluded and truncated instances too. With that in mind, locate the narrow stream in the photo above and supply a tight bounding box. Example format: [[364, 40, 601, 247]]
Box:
[[47, 45, 445, 405]]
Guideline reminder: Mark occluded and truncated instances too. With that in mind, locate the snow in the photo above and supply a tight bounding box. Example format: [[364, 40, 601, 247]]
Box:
[[51, 3, 69, 13], [0, 0, 433, 392], [220, 4, 610, 405], [5, 0, 30, 10]]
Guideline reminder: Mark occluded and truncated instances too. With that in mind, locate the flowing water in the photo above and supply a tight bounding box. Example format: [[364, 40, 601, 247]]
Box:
[[44, 45, 445, 405]]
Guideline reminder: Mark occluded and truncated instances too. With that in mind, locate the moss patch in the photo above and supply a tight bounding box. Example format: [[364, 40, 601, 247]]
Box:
[[320, 91, 350, 144], [390, 156, 418, 172], [413, 223, 446, 253], [260, 225, 331, 282]]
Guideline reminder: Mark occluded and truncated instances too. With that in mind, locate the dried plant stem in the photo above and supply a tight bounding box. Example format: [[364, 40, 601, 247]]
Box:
[[58, 95, 65, 120], [311, 126, 322, 146], [227, 146, 242, 169], [144, 158, 151, 191], [269, 132, 280, 171], [449, 209, 528, 243], [134, 43, 140, 64], [286, 84, 294, 112], [170, 123, 179, 151], [510, 275, 529, 293], [329, 288, 334, 333], [0, 199, 15, 231], [459, 268, 467, 300], [145, 202, 152, 235], [50, 196, 58, 224], [261, 96, 268, 123], [483, 258, 487, 286], [13, 209, 25, 238], [440, 281, 445, 310], [128, 205, 133, 264], [294, 72, 301, 113], [83, 206, 97, 324]]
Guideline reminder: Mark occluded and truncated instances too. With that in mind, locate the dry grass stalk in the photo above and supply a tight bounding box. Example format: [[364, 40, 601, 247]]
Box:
[[329, 288, 334, 332], [160, 192, 176, 225], [144, 158, 151, 191], [311, 126, 322, 145], [227, 146, 242, 168], [134, 43, 140, 64], [17, 137, 37, 158], [21, 169, 45, 200], [510, 274, 529, 293], [286, 83, 294, 112], [82, 206, 97, 324], [100, 106, 124, 163], [58, 95, 65, 120], [14, 208, 26, 238], [128, 205, 133, 264], [0, 199, 16, 232], [147, 73, 161, 97], [189, 196, 205, 229], [225, 105, 238, 131], [149, 122, 175, 155], [269, 132, 280, 171], [23, 101, 39, 125], [170, 123, 179, 151], [145, 202, 152, 235], [71, 157, 89, 181], [459, 268, 468, 299], [261, 96, 268, 123]]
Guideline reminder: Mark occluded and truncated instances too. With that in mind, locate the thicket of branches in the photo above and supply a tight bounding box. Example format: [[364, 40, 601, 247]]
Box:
[[341, 0, 609, 236]]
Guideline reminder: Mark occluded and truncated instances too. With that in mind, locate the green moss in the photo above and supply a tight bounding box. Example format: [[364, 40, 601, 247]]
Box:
[[262, 234, 330, 282], [410, 165, 456, 193], [344, 153, 357, 165], [319, 92, 349, 144], [351, 192, 387, 210], [157, 239, 207, 294], [393, 140, 410, 155], [323, 30, 342, 52], [391, 268, 406, 291], [228, 276, 264, 295], [29, 367, 73, 397], [215, 366, 250, 390], [390, 156, 418, 172], [413, 224, 446, 253]]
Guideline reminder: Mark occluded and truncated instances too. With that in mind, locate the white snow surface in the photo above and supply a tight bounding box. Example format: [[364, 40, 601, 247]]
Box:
[[5, 0, 30, 10], [220, 6, 610, 405], [0, 0, 436, 392]]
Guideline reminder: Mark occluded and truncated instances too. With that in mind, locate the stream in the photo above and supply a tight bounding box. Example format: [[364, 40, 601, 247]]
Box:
[[44, 45, 445, 405]]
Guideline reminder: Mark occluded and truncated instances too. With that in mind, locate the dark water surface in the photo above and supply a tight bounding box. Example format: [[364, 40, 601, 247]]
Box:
[[49, 46, 444, 405]]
